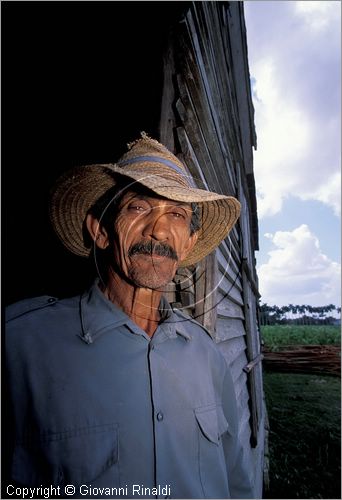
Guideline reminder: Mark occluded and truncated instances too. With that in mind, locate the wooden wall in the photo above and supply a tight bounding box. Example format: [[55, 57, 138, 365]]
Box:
[[159, 2, 265, 497]]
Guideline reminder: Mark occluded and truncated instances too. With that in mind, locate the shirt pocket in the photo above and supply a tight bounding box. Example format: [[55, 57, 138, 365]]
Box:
[[194, 405, 230, 498], [195, 404, 229, 445], [12, 423, 119, 488]]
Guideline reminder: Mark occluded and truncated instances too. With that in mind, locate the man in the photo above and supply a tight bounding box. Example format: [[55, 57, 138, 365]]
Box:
[[5, 134, 254, 499]]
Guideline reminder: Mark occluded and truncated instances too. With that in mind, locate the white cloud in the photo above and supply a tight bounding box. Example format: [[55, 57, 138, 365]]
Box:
[[295, 1, 339, 32], [257, 225, 341, 306], [301, 171, 341, 217], [252, 57, 312, 218], [244, 1, 341, 219]]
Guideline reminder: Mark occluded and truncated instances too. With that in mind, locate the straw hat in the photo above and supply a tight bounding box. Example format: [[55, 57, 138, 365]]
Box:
[[49, 133, 241, 267]]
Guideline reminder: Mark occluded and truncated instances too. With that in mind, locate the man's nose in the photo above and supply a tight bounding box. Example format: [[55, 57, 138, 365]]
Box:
[[142, 211, 170, 241]]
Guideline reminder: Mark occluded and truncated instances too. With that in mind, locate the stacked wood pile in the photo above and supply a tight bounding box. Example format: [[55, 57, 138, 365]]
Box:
[[262, 345, 341, 376]]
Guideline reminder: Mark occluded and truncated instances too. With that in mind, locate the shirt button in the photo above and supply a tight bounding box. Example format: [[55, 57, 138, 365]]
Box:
[[48, 298, 55, 303], [157, 412, 164, 421], [150, 344, 155, 350]]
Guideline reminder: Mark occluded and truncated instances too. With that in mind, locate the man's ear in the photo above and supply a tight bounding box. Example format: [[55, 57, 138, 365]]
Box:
[[85, 214, 109, 250], [178, 231, 199, 262]]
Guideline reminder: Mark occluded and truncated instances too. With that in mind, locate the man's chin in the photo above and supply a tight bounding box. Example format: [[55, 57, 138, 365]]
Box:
[[128, 259, 177, 290]]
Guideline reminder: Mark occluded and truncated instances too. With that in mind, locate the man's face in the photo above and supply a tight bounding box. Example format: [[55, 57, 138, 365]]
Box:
[[104, 190, 198, 290]]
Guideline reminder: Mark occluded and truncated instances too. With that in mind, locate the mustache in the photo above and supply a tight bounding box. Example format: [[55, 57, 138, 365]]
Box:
[[128, 241, 178, 261]]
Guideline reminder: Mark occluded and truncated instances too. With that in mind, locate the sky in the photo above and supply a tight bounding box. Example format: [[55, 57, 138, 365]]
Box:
[[243, 1, 341, 308]]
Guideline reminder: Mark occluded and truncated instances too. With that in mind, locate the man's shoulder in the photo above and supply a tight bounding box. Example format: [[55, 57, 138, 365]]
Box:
[[172, 307, 227, 371], [172, 307, 215, 342], [5, 294, 77, 323]]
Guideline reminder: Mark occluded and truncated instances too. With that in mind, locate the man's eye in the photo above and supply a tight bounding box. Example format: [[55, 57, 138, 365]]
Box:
[[128, 205, 145, 212], [171, 212, 185, 219]]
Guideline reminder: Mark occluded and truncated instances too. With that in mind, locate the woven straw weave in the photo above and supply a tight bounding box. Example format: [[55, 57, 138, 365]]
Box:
[[49, 133, 241, 267]]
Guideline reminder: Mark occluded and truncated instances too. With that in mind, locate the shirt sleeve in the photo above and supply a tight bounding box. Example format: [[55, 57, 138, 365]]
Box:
[[221, 366, 255, 499], [2, 366, 16, 492]]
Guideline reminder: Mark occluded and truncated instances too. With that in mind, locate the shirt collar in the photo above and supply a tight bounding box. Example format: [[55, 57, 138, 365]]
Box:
[[160, 300, 192, 342], [79, 279, 129, 343], [79, 280, 192, 344]]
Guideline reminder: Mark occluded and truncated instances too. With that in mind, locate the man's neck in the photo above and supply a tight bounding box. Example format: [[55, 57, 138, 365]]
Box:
[[99, 269, 162, 338]]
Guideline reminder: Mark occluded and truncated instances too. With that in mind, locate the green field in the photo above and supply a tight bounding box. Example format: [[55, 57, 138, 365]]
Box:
[[262, 325, 341, 499], [261, 324, 341, 349]]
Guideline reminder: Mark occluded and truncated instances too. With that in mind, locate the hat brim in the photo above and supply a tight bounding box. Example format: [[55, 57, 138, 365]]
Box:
[[49, 164, 241, 267]]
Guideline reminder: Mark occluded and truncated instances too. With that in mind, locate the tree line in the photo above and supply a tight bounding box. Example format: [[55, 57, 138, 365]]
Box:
[[259, 303, 341, 326]]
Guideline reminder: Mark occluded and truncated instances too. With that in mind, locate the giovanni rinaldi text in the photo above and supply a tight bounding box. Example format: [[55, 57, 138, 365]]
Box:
[[6, 483, 172, 498]]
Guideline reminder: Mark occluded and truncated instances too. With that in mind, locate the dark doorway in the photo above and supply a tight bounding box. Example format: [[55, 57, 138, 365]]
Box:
[[2, 2, 190, 303]]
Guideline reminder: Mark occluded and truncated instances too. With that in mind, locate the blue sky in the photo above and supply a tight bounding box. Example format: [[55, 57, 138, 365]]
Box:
[[244, 1, 341, 307]]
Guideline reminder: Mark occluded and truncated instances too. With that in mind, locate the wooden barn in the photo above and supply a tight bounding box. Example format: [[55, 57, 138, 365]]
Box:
[[158, 3, 265, 497], [4, 1, 265, 497]]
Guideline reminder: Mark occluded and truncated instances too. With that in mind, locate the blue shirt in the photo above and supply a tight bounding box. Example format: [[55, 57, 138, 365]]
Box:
[[5, 281, 254, 499]]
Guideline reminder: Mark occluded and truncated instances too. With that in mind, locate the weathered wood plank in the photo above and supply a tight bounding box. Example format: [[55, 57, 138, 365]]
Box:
[[219, 239, 242, 279], [216, 317, 245, 342], [194, 3, 244, 165], [216, 247, 243, 291], [243, 258, 261, 299], [217, 263, 242, 295], [230, 349, 249, 379], [217, 272, 244, 307], [193, 252, 219, 332], [202, 251, 218, 333], [175, 126, 210, 191], [226, 2, 257, 175], [175, 73, 233, 199], [188, 4, 244, 169], [175, 93, 224, 194], [173, 267, 196, 312], [218, 335, 248, 358], [163, 281, 176, 305], [217, 296, 245, 320], [175, 23, 238, 195], [159, 35, 177, 152], [234, 368, 249, 399]]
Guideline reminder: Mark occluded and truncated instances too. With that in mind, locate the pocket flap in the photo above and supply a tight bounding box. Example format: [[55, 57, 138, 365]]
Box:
[[195, 406, 229, 445], [13, 423, 118, 487], [217, 406, 230, 435]]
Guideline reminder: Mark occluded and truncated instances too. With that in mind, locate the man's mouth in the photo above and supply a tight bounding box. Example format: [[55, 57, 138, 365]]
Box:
[[128, 241, 178, 261]]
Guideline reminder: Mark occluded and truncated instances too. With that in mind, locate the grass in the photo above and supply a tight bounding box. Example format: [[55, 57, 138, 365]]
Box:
[[263, 372, 341, 499], [261, 325, 341, 350], [262, 325, 341, 499]]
